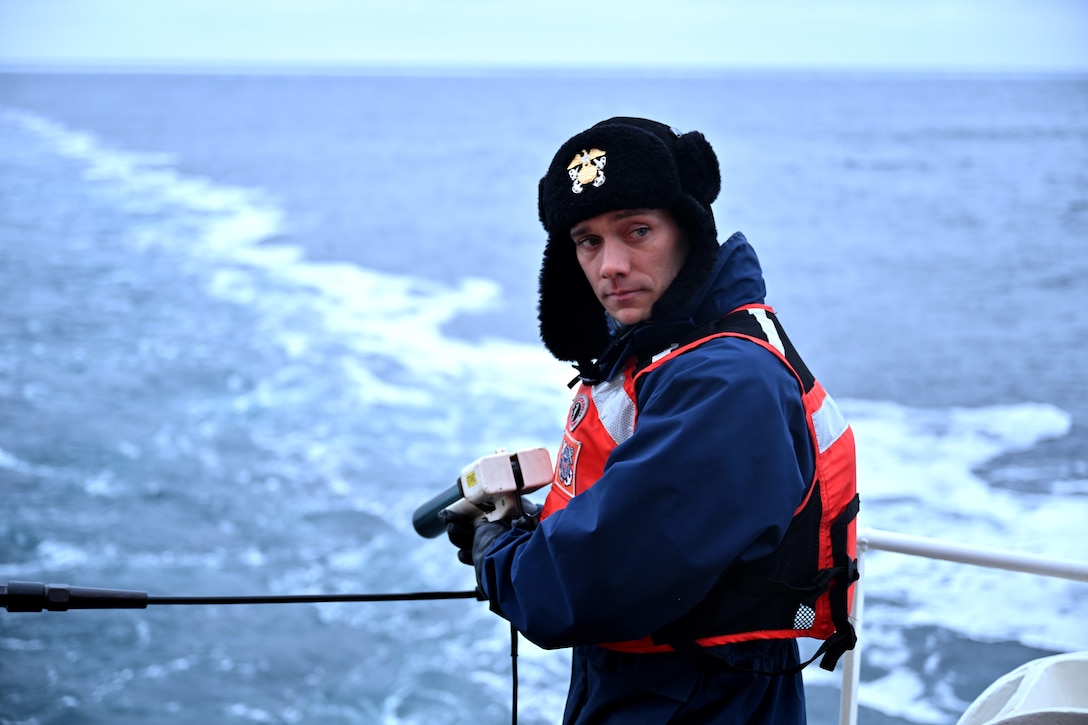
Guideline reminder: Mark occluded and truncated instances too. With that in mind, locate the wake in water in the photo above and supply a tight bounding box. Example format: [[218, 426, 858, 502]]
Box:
[[1, 107, 1085, 725]]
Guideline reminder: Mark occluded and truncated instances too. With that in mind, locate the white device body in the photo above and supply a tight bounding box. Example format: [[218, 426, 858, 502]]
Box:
[[446, 447, 553, 523]]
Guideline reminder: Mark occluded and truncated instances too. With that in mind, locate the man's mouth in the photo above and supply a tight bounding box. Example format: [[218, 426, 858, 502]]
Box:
[[606, 288, 642, 302]]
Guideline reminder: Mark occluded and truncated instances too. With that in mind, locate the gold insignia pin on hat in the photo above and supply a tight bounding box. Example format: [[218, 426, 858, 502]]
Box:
[[566, 148, 607, 193]]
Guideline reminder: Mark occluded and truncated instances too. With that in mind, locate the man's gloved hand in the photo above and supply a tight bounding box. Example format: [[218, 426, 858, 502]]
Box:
[[438, 509, 509, 591], [438, 508, 493, 566], [438, 499, 542, 589], [469, 520, 509, 587]]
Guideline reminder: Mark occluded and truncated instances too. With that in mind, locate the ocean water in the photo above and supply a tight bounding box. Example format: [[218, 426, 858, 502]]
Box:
[[0, 71, 1086, 724]]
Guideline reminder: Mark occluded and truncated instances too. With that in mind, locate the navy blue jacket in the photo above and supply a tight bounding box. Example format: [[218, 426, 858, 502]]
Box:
[[482, 233, 813, 723]]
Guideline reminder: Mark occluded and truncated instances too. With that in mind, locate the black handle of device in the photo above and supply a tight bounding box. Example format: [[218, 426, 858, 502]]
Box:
[[412, 482, 464, 538]]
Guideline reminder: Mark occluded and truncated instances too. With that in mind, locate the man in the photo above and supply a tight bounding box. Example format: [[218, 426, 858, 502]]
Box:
[[444, 117, 858, 724]]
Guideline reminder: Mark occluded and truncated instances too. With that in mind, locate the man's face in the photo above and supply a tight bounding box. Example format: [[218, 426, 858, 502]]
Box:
[[571, 208, 688, 326]]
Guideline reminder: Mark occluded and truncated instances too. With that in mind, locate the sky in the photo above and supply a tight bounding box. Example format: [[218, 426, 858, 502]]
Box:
[[1, 0, 1087, 73]]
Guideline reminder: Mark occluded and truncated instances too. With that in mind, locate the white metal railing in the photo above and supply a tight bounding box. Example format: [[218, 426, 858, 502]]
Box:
[[838, 527, 1088, 725]]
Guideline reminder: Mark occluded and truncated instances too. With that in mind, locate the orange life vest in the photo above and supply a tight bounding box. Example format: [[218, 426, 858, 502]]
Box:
[[541, 304, 859, 671]]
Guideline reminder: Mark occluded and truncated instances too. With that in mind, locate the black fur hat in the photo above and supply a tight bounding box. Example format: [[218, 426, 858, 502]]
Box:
[[537, 117, 722, 366]]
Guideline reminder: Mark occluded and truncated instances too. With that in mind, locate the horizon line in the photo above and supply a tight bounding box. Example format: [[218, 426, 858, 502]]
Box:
[[3, 59, 1086, 80]]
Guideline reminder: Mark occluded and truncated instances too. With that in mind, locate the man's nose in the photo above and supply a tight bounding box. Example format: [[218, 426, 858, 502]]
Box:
[[598, 238, 630, 278]]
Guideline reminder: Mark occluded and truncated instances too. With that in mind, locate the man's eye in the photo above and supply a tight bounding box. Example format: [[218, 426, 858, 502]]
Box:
[[632, 226, 650, 238]]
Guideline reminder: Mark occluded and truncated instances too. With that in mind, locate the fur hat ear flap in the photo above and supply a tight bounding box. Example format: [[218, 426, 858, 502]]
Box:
[[674, 131, 721, 207], [538, 234, 610, 365]]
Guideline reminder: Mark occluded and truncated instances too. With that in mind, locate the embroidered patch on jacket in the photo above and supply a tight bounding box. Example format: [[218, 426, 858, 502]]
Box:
[[567, 148, 606, 194], [554, 433, 581, 497], [568, 393, 589, 432]]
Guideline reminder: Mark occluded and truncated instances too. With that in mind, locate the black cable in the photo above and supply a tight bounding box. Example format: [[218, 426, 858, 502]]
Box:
[[510, 620, 519, 725], [148, 590, 481, 606], [1, 581, 482, 612], [6, 581, 519, 720]]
